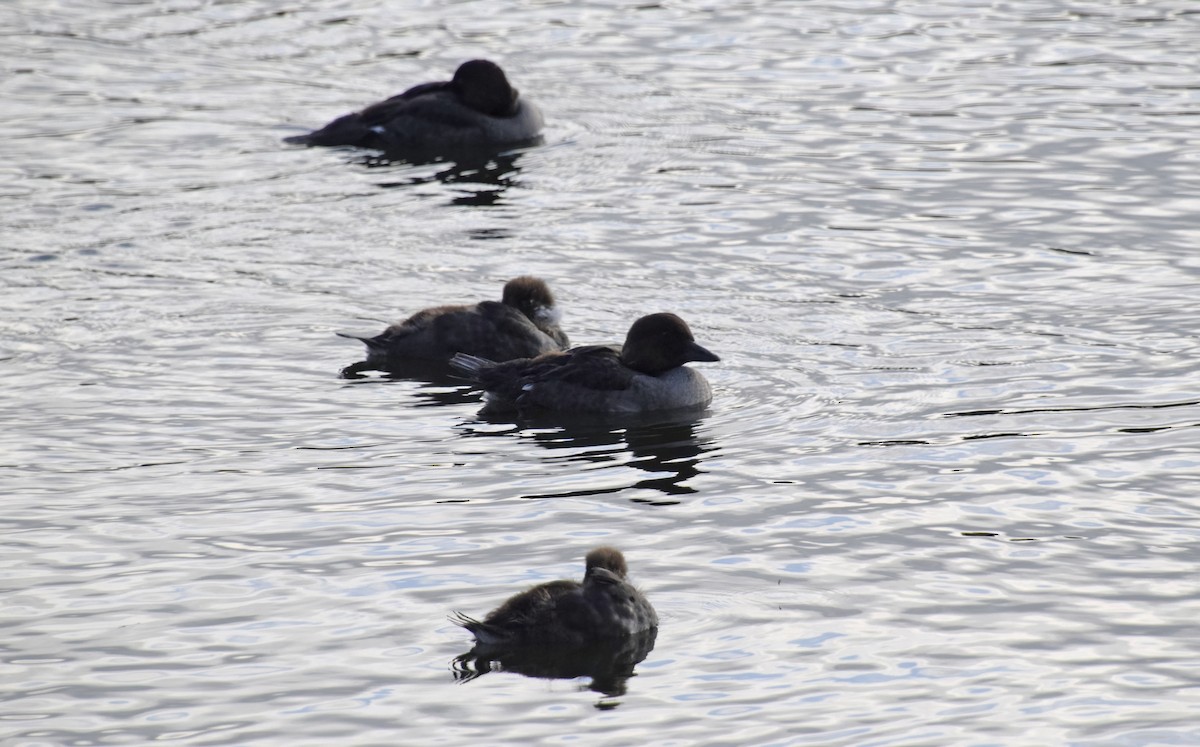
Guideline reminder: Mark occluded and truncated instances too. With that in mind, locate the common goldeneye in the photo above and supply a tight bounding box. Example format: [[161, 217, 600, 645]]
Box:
[[452, 546, 657, 646], [339, 276, 568, 373], [450, 312, 719, 414], [285, 59, 543, 152]]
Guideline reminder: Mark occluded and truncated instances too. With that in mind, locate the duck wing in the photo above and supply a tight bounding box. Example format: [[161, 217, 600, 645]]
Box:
[[286, 88, 431, 146], [518, 346, 651, 412], [355, 88, 486, 134], [388, 301, 550, 361], [525, 345, 633, 389], [453, 579, 583, 644], [466, 345, 624, 398], [337, 304, 462, 356]]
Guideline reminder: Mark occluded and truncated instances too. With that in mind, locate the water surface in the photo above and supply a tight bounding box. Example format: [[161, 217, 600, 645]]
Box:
[[3, 0, 1199, 744]]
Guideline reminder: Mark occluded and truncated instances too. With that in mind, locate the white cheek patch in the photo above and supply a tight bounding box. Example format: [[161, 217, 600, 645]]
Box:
[[370, 125, 386, 134], [522, 384, 535, 392], [535, 305, 562, 325]]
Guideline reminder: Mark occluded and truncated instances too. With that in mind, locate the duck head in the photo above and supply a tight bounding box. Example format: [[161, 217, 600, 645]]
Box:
[[584, 546, 629, 580], [452, 59, 520, 117], [619, 312, 720, 376], [501, 276, 560, 326]]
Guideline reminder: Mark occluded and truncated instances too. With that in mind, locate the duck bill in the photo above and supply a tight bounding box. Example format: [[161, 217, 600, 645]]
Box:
[[685, 341, 720, 363]]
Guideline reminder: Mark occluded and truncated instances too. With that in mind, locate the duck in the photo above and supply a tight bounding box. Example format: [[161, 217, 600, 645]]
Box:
[[452, 546, 658, 646], [450, 312, 719, 414], [284, 59, 544, 152], [339, 276, 569, 373]]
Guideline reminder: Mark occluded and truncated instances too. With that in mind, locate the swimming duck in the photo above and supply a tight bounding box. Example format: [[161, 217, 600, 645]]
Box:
[[285, 59, 544, 152], [339, 276, 568, 373], [453, 546, 657, 646], [450, 312, 719, 414]]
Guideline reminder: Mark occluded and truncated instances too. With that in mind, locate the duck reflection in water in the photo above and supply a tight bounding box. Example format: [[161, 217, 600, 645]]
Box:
[[452, 547, 658, 703], [365, 149, 534, 207], [458, 411, 716, 504], [453, 628, 658, 702], [339, 364, 484, 408]]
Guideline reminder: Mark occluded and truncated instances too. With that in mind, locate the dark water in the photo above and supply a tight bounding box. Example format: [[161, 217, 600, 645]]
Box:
[[3, 1, 1199, 744]]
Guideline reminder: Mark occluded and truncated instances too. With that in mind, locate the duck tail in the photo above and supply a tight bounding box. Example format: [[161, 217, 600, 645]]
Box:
[[283, 113, 373, 148], [449, 612, 507, 644], [336, 331, 389, 354], [450, 611, 481, 629], [449, 353, 496, 381]]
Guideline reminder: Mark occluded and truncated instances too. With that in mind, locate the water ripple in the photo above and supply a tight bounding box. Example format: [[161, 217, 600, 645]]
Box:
[[4, 0, 1200, 744]]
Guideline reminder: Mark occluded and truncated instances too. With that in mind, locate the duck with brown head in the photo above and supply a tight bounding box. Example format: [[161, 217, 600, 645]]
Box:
[[338, 276, 568, 374], [452, 546, 658, 647]]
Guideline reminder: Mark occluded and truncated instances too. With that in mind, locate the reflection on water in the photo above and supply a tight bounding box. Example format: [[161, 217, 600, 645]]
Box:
[[355, 147, 536, 206], [338, 361, 718, 500], [340, 364, 483, 408], [6, 0, 1200, 743], [453, 628, 658, 708], [458, 411, 717, 504]]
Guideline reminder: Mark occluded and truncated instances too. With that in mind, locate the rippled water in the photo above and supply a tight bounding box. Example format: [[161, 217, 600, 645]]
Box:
[[4, 0, 1200, 744]]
